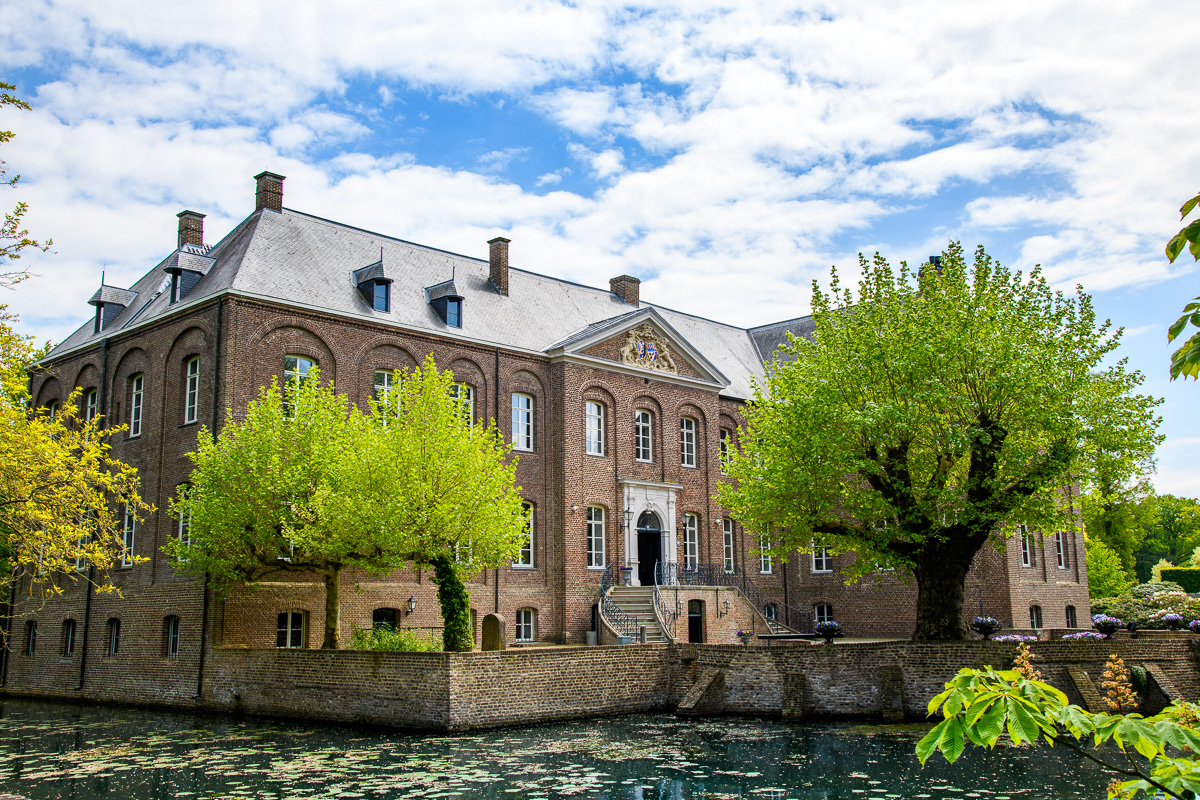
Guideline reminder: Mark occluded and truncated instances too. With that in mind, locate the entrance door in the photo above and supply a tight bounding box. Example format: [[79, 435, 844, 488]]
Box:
[[636, 511, 661, 586], [688, 599, 705, 643]]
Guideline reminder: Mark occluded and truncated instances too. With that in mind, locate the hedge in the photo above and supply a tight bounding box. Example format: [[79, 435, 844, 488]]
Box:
[[1159, 568, 1200, 593]]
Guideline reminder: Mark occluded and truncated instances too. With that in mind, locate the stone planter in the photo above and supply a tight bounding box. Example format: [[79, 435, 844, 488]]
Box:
[[736, 632, 754, 646]]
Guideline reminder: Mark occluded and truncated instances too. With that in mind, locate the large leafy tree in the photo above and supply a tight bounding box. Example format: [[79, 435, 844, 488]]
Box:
[[720, 243, 1162, 640], [1084, 537, 1134, 599], [168, 356, 528, 651], [1166, 191, 1200, 380], [1139, 494, 1200, 569]]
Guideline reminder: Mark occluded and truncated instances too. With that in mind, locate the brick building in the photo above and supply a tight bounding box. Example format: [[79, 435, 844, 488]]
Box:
[[4, 172, 1089, 698]]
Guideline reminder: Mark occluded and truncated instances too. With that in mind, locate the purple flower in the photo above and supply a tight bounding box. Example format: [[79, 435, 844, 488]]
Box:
[[1162, 613, 1185, 630], [1063, 631, 1107, 641], [814, 621, 842, 639], [1190, 620, 1200, 634], [992, 634, 1037, 642]]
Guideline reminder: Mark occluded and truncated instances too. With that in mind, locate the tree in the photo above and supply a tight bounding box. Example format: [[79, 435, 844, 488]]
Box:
[[1166, 191, 1200, 381], [919, 650, 1200, 800], [1081, 476, 1153, 574], [1085, 537, 1134, 599], [1, 82, 51, 287], [720, 243, 1162, 640], [1140, 495, 1200, 568], [0, 308, 148, 598], [168, 357, 528, 651]]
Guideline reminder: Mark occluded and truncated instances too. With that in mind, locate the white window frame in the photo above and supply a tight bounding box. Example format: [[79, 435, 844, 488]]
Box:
[[635, 410, 653, 463], [512, 393, 533, 451], [814, 603, 833, 625], [75, 533, 89, 572], [586, 506, 605, 569], [719, 429, 731, 472], [759, 531, 773, 574], [585, 401, 605, 456], [515, 608, 535, 643], [277, 611, 305, 649], [1019, 525, 1033, 567], [515, 502, 534, 567], [450, 383, 474, 424], [722, 519, 735, 573], [84, 388, 98, 423], [178, 505, 192, 548], [184, 356, 200, 424], [129, 374, 144, 437], [283, 355, 314, 389], [682, 513, 699, 569], [1055, 531, 1067, 569], [680, 418, 696, 468], [811, 541, 832, 573], [121, 506, 136, 567]]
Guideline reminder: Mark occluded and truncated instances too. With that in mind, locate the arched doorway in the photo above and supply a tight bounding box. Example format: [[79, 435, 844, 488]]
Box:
[[636, 511, 662, 586]]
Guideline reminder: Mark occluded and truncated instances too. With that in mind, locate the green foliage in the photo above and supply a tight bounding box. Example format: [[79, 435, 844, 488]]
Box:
[[1152, 558, 1176, 584], [1130, 665, 1150, 697], [918, 662, 1200, 799], [1132, 581, 1185, 598], [432, 554, 473, 652], [348, 625, 440, 652], [1166, 192, 1200, 381], [1145, 496, 1200, 566], [1092, 586, 1200, 630], [1082, 479, 1154, 573], [1086, 538, 1135, 599], [1159, 568, 1200, 593], [720, 242, 1162, 640], [169, 356, 528, 649]]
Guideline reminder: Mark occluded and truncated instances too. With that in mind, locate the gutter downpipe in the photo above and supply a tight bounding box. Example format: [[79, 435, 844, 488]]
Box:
[[1, 572, 15, 687], [195, 298, 223, 700], [77, 337, 111, 692], [494, 346, 501, 614]]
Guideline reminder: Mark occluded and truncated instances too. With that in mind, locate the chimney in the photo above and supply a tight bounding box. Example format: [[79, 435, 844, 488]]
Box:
[[488, 236, 510, 296], [177, 210, 205, 248], [254, 171, 286, 212], [610, 274, 640, 307]]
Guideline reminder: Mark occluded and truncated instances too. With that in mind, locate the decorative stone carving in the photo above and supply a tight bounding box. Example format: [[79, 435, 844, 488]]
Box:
[[620, 324, 677, 373]]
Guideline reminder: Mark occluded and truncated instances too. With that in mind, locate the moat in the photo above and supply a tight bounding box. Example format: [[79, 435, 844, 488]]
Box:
[[0, 699, 1112, 799]]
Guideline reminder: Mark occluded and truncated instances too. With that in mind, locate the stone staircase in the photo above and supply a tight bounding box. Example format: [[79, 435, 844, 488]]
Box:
[[763, 616, 796, 635], [606, 586, 670, 643]]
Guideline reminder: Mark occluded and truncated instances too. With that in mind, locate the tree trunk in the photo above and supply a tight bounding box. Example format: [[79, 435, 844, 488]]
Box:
[[431, 554, 473, 652], [910, 539, 977, 641], [321, 567, 341, 650]]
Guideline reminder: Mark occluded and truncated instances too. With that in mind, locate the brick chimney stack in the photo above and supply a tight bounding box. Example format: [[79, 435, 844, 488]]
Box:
[[177, 210, 205, 248], [488, 236, 510, 296], [254, 171, 286, 212], [610, 275, 640, 307]]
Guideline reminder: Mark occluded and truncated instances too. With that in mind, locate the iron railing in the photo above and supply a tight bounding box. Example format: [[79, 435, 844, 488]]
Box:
[[652, 562, 679, 641], [657, 561, 813, 633], [599, 564, 639, 638]]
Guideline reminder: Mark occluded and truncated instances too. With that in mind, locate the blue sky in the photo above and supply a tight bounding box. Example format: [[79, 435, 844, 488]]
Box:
[[2, 0, 1198, 496]]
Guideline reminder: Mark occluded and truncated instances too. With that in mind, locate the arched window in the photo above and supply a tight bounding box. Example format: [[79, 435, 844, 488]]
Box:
[[586, 506, 605, 569], [62, 619, 76, 658], [163, 615, 180, 659], [1029, 605, 1043, 630], [106, 619, 121, 656], [277, 611, 306, 649], [814, 603, 833, 626], [1065, 605, 1077, 628], [372, 608, 399, 630], [24, 621, 36, 656], [680, 418, 697, 467], [515, 608, 536, 643]]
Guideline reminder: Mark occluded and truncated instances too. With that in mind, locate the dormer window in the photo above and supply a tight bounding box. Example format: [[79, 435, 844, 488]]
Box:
[[353, 259, 392, 314], [170, 273, 181, 304], [372, 281, 389, 312], [88, 285, 137, 334], [426, 277, 463, 328], [446, 299, 461, 327]]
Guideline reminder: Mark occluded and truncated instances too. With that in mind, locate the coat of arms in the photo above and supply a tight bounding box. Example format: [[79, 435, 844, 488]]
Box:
[[621, 324, 676, 373]]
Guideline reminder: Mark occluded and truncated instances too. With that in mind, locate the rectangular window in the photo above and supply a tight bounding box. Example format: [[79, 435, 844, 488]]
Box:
[[585, 401, 605, 456], [62, 619, 76, 658], [121, 507, 136, 567], [682, 513, 699, 569], [635, 410, 653, 462], [178, 504, 192, 549], [515, 608, 535, 643], [680, 418, 696, 468], [1020, 525, 1033, 567], [512, 393, 533, 451], [722, 519, 735, 573], [184, 357, 199, 424], [373, 281, 389, 312], [814, 603, 833, 625], [1066, 605, 1078, 628], [276, 612, 305, 649], [515, 503, 534, 567], [450, 383, 474, 424], [759, 531, 773, 574], [107, 619, 120, 656], [586, 506, 605, 568], [812, 542, 832, 573], [75, 533, 90, 572], [1029, 605, 1043, 630], [719, 429, 731, 472], [374, 369, 398, 410], [46, 400, 59, 420], [25, 622, 36, 656], [84, 388, 98, 423], [165, 616, 180, 659], [1055, 531, 1067, 569], [129, 374, 144, 437], [446, 299, 461, 328]]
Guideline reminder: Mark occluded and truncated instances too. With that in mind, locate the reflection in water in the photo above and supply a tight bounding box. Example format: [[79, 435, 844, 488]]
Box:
[[0, 698, 1110, 799]]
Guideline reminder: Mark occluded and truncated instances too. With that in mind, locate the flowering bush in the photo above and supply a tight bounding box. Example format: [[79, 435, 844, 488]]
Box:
[[1062, 631, 1108, 641], [992, 634, 1038, 642], [814, 621, 842, 641], [1093, 589, 1200, 630], [1161, 613, 1185, 631], [1092, 614, 1123, 637]]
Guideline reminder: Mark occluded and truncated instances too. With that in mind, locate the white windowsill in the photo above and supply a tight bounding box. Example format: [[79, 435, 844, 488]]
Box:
[[512, 565, 536, 570]]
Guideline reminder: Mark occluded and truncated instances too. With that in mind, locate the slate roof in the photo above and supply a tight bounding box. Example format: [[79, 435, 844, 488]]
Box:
[[87, 285, 138, 307], [748, 315, 816, 363], [47, 207, 816, 400]]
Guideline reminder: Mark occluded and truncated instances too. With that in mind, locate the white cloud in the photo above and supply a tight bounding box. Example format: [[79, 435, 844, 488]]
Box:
[[475, 147, 531, 173]]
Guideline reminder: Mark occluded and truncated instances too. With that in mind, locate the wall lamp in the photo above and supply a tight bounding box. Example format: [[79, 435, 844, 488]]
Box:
[[407, 596, 417, 615]]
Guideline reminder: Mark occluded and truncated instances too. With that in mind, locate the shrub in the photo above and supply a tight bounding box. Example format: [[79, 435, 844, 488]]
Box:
[[1159, 568, 1200, 593], [1095, 589, 1200, 630], [349, 625, 441, 652], [1131, 581, 1185, 598]]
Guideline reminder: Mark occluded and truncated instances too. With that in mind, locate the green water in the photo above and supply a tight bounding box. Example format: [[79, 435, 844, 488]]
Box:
[[0, 699, 1112, 799]]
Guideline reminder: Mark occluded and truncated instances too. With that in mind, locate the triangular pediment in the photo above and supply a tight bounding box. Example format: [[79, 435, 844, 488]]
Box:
[[545, 308, 728, 388]]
